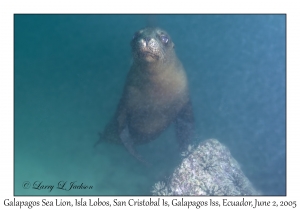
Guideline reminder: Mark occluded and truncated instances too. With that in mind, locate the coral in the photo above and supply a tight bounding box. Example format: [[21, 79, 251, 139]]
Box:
[[152, 139, 259, 195]]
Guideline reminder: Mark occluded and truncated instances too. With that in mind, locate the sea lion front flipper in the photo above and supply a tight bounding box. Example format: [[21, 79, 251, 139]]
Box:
[[120, 127, 150, 166], [175, 100, 195, 151]]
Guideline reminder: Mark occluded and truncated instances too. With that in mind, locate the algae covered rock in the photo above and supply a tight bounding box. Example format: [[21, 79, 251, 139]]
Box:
[[152, 139, 259, 195]]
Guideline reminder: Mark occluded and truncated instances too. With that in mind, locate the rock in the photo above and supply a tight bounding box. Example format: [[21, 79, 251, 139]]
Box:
[[151, 139, 259, 195]]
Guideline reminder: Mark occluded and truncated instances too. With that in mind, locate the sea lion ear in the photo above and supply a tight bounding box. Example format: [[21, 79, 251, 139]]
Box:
[[172, 43, 175, 48]]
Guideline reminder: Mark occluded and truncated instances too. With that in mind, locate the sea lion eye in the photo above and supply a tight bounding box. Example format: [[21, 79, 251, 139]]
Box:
[[160, 35, 169, 44]]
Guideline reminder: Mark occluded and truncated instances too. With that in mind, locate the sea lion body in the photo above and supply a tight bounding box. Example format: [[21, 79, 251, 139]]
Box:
[[98, 27, 194, 162]]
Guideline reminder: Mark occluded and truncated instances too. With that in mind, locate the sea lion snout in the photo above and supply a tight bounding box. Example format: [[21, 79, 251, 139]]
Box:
[[136, 37, 159, 50], [131, 28, 170, 62]]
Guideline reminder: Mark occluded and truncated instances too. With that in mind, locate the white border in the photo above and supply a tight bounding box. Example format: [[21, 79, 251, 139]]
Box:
[[1, 0, 299, 209]]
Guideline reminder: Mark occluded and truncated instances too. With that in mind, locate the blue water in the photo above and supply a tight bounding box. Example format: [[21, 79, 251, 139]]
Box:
[[14, 14, 286, 195]]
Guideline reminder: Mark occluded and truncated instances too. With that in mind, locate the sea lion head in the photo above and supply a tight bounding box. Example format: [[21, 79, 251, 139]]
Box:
[[131, 27, 175, 64]]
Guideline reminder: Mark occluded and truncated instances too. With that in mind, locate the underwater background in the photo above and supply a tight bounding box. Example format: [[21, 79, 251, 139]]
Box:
[[14, 14, 286, 196]]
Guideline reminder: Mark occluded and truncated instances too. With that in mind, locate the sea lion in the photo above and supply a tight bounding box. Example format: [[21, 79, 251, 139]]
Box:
[[96, 27, 194, 163]]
